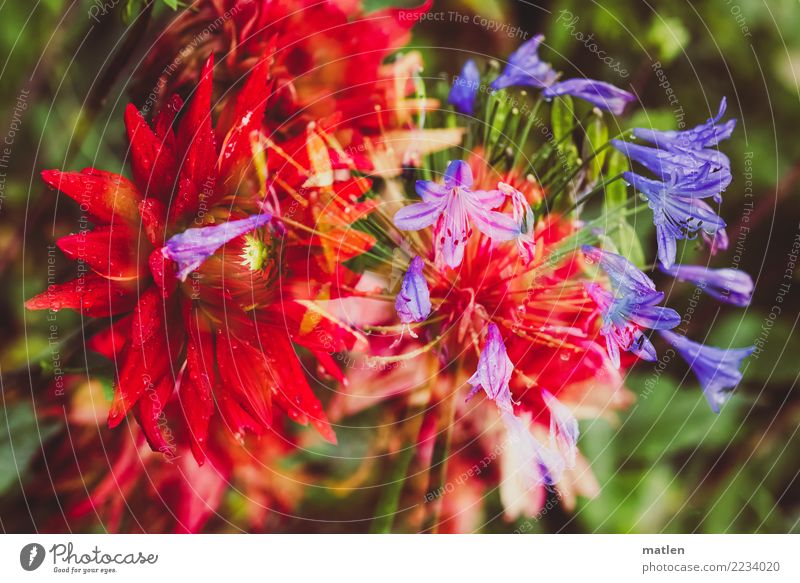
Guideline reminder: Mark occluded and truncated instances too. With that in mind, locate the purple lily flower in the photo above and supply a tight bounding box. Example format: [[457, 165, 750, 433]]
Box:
[[448, 59, 480, 116], [543, 79, 635, 115], [395, 256, 431, 330], [393, 160, 519, 268], [623, 171, 727, 268], [633, 98, 736, 151], [162, 212, 272, 280], [466, 323, 515, 409], [583, 246, 681, 368], [611, 140, 731, 182], [660, 330, 755, 413], [490, 35, 558, 91], [623, 164, 731, 200], [662, 264, 754, 307]]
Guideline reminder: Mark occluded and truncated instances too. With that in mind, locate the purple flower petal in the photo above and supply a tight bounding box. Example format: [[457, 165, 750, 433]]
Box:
[[633, 98, 736, 151], [628, 303, 682, 330], [471, 189, 506, 209], [704, 227, 729, 255], [395, 256, 431, 324], [444, 159, 473, 189], [662, 264, 754, 307], [500, 182, 536, 260], [491, 35, 558, 91], [467, 323, 514, 407], [656, 224, 678, 269], [660, 330, 754, 413], [630, 332, 658, 362], [448, 59, 480, 116], [163, 213, 272, 281], [465, 202, 520, 241], [436, 194, 471, 269], [582, 244, 656, 293], [543, 79, 635, 115], [415, 180, 448, 202], [394, 200, 445, 231], [542, 390, 578, 468]]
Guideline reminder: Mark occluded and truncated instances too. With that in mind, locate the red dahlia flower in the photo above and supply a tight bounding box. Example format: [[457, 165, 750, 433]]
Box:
[[135, 0, 432, 136], [27, 55, 369, 465]]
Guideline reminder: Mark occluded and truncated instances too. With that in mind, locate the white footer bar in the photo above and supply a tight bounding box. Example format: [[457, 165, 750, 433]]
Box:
[[1, 534, 796, 582]]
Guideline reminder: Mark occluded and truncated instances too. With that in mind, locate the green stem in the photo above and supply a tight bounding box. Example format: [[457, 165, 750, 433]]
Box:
[[548, 129, 634, 199], [422, 386, 458, 533], [511, 98, 543, 169], [566, 172, 625, 214], [369, 399, 427, 533]]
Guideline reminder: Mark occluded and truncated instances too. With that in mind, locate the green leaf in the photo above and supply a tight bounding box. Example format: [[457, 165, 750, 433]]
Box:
[[0, 402, 62, 496], [646, 16, 690, 65], [486, 90, 512, 151], [604, 149, 629, 210], [551, 95, 576, 144], [610, 220, 646, 268], [163, 0, 179, 9], [597, 150, 643, 265], [584, 112, 609, 182]]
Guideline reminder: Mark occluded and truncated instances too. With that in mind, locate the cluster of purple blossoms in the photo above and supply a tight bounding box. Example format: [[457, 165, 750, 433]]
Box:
[[613, 98, 736, 269], [392, 159, 574, 489], [583, 245, 755, 413], [448, 34, 636, 118], [582, 246, 681, 368], [395, 36, 757, 500]]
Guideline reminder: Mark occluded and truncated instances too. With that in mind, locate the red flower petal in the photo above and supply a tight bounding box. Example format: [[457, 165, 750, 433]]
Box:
[[148, 248, 178, 298], [218, 58, 270, 181], [266, 332, 337, 444], [25, 273, 137, 317], [135, 376, 176, 457], [130, 287, 163, 347], [86, 314, 132, 360], [138, 198, 167, 246], [41, 168, 141, 224], [125, 103, 178, 199], [216, 332, 273, 432], [56, 225, 143, 281], [172, 55, 217, 221], [108, 298, 182, 427], [180, 310, 216, 464], [153, 94, 183, 149]]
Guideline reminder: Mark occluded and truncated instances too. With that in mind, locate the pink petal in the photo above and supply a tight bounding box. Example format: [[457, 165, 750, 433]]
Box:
[[466, 203, 520, 241], [435, 195, 470, 268], [394, 200, 445, 231], [471, 188, 506, 209], [415, 180, 448, 202]]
